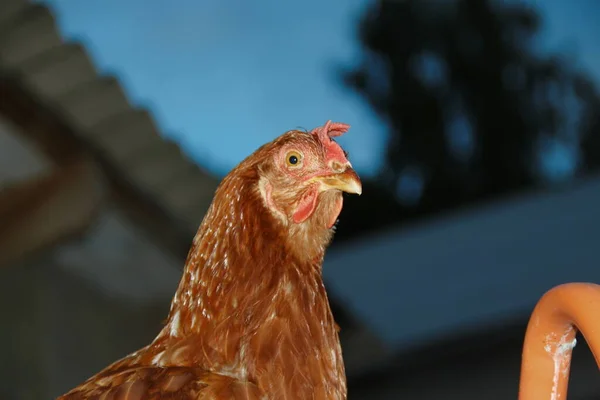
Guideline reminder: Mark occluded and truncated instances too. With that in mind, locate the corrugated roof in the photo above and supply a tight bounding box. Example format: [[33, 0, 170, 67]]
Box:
[[0, 0, 218, 230]]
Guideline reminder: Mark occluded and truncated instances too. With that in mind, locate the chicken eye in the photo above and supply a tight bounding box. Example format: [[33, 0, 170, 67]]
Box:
[[286, 151, 302, 167]]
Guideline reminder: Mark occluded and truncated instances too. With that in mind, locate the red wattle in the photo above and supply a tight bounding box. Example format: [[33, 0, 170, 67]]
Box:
[[292, 186, 319, 224]]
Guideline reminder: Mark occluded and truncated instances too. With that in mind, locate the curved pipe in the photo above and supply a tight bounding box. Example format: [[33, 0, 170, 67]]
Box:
[[519, 283, 600, 400]]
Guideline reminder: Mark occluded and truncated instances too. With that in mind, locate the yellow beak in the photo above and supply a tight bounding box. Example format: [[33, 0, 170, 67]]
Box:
[[312, 168, 362, 195]]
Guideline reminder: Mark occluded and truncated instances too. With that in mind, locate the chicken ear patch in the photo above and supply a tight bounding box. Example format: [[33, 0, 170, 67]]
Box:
[[292, 186, 319, 224]]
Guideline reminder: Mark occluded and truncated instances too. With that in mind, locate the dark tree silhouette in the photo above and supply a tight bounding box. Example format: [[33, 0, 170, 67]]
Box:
[[333, 0, 600, 243]]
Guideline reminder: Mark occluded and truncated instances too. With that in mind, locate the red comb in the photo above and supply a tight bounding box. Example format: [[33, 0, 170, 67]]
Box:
[[310, 120, 350, 143], [309, 120, 351, 165]]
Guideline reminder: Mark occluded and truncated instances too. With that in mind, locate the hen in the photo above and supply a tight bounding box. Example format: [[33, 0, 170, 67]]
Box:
[[58, 121, 362, 400]]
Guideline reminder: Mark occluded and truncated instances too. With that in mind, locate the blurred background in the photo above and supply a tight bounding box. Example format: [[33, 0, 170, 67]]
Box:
[[1, 0, 599, 398]]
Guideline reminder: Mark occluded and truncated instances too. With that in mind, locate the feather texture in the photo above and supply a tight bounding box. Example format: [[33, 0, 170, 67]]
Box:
[[59, 122, 360, 400]]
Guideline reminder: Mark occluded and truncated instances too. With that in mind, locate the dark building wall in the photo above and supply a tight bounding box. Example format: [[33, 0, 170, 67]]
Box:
[[0, 256, 170, 399]]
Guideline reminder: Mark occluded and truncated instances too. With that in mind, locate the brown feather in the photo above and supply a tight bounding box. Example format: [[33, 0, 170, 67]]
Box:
[[59, 124, 356, 399]]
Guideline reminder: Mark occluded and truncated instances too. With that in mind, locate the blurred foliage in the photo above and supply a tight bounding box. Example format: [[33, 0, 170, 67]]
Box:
[[335, 0, 600, 243]]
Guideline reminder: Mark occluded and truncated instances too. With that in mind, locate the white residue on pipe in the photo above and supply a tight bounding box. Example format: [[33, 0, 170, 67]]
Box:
[[545, 327, 577, 400]]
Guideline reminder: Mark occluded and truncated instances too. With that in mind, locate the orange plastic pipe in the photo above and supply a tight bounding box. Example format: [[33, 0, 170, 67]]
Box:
[[519, 283, 600, 400]]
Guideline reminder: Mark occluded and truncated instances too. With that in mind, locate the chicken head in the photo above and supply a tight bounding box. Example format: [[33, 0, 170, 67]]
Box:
[[257, 120, 362, 233]]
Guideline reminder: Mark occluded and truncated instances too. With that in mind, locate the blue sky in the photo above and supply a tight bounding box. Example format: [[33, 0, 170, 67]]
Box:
[[40, 0, 600, 179]]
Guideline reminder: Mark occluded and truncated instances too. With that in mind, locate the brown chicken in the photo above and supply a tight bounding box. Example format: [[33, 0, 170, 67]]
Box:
[[58, 120, 362, 400]]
